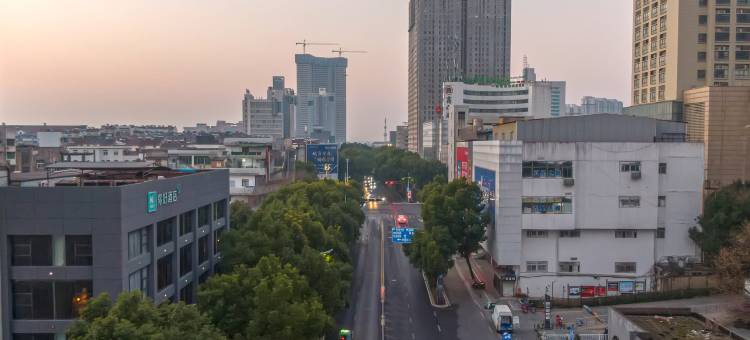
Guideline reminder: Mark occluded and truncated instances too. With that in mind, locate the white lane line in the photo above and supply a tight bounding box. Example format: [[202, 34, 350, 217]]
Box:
[[409, 317, 413, 324], [411, 333, 416, 340], [437, 325, 442, 333]]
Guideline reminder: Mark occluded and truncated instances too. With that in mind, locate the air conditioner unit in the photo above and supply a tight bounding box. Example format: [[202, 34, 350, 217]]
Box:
[[563, 178, 575, 186], [631, 171, 642, 180]]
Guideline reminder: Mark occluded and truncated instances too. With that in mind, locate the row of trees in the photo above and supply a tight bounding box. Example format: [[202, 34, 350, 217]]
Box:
[[404, 178, 489, 285], [68, 179, 365, 340], [339, 143, 447, 190]]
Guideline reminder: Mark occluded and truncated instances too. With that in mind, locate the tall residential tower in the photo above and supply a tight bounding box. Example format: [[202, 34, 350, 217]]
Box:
[[295, 54, 348, 143], [408, 0, 512, 155]]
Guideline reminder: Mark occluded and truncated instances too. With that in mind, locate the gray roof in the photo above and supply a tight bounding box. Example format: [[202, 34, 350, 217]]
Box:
[[515, 114, 686, 143], [46, 161, 156, 170]]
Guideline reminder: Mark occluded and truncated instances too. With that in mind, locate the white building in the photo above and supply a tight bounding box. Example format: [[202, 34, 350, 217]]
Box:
[[444, 79, 566, 177], [460, 115, 703, 298], [567, 96, 624, 115], [62, 145, 141, 162]]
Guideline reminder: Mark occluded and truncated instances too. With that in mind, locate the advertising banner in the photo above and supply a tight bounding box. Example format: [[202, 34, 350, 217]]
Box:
[[306, 144, 338, 180], [596, 286, 607, 297], [568, 286, 581, 297], [456, 147, 471, 179], [635, 281, 646, 292], [581, 286, 596, 298], [619, 281, 635, 294]]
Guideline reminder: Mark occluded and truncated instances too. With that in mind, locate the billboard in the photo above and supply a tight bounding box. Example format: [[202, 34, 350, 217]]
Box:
[[456, 147, 471, 179], [474, 167, 496, 222], [306, 144, 338, 180]]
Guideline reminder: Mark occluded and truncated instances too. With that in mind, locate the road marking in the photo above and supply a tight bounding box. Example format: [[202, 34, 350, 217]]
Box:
[[409, 317, 413, 324], [411, 333, 415, 340], [437, 325, 442, 333], [433, 311, 437, 318]]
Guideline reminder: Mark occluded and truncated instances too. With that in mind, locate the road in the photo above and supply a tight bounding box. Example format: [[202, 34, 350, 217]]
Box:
[[339, 196, 547, 339]]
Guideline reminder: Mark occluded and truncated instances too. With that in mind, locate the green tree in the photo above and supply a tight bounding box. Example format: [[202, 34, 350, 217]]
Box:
[[419, 178, 488, 281], [404, 228, 453, 283], [690, 182, 750, 258], [294, 160, 318, 180], [66, 291, 224, 340], [199, 256, 331, 340]]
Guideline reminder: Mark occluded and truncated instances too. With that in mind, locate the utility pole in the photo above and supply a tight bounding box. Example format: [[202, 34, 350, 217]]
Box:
[[346, 158, 350, 185]]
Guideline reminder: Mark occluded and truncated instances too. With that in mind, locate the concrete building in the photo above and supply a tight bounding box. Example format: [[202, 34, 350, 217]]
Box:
[[683, 86, 750, 191], [223, 137, 273, 200], [61, 145, 141, 163], [456, 115, 702, 298], [630, 0, 750, 109], [567, 96, 624, 115], [267, 76, 297, 139], [608, 308, 735, 340], [443, 79, 567, 177], [408, 0, 512, 155], [167, 145, 226, 169], [183, 121, 244, 134], [242, 89, 283, 140], [295, 54, 347, 143], [395, 125, 409, 150], [0, 165, 229, 339]]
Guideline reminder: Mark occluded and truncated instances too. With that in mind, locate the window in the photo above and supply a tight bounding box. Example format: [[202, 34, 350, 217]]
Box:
[[658, 162, 667, 174], [179, 282, 194, 304], [128, 266, 149, 294], [737, 46, 750, 60], [620, 161, 641, 172], [156, 217, 175, 247], [13, 280, 92, 320], [65, 235, 92, 266], [699, 14, 708, 25], [522, 161, 573, 178], [179, 244, 193, 277], [179, 211, 195, 236], [558, 261, 580, 273], [13, 334, 55, 340], [657, 227, 666, 239], [717, 0, 730, 5], [522, 197, 573, 214], [214, 228, 225, 255], [739, 8, 750, 23], [619, 196, 641, 208], [10, 236, 52, 266], [698, 51, 707, 62], [157, 255, 173, 291], [658, 196, 667, 207], [615, 262, 637, 273], [698, 33, 707, 43], [699, 0, 707, 7], [715, 45, 730, 61], [213, 199, 227, 222], [698, 69, 707, 79], [738, 27, 750, 42], [615, 230, 638, 238], [716, 9, 731, 24], [559, 230, 581, 238], [715, 63, 729, 79], [128, 227, 149, 259], [526, 261, 548, 273], [736, 64, 750, 79], [198, 205, 211, 227], [241, 178, 250, 187], [198, 236, 210, 264], [526, 230, 549, 238]]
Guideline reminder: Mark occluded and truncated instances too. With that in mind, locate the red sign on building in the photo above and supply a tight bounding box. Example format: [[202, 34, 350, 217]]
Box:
[[456, 147, 471, 179]]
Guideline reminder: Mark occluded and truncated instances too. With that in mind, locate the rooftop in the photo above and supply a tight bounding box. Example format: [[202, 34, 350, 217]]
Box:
[[614, 308, 734, 340]]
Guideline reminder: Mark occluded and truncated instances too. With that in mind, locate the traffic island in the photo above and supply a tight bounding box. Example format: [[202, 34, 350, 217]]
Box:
[[422, 271, 451, 308]]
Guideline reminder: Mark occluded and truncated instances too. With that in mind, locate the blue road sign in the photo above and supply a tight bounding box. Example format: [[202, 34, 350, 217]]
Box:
[[391, 227, 415, 244]]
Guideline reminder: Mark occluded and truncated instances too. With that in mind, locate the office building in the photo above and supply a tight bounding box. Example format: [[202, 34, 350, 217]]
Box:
[[684, 86, 750, 190], [456, 115, 702, 297], [295, 54, 347, 143], [567, 96, 624, 115], [242, 89, 283, 140], [267, 76, 296, 139], [394, 125, 409, 150], [443, 79, 566, 177], [0, 164, 229, 339], [630, 0, 750, 109], [408, 0, 512, 155]]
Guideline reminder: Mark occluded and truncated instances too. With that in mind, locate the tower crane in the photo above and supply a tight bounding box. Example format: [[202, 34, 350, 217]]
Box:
[[331, 48, 368, 57], [296, 40, 338, 54]]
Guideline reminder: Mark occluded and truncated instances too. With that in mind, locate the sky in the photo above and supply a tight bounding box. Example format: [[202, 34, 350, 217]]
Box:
[[0, 0, 633, 142]]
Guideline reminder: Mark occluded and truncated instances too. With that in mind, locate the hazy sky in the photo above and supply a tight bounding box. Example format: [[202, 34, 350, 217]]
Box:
[[0, 0, 632, 142]]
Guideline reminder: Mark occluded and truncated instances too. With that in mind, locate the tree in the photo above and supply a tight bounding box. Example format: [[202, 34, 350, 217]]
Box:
[[404, 228, 453, 283], [198, 256, 331, 340], [714, 223, 750, 293], [66, 291, 224, 340], [294, 160, 318, 180], [690, 182, 750, 258], [419, 178, 488, 281]]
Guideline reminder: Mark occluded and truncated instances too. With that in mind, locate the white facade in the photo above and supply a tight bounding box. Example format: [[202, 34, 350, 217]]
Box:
[[63, 145, 140, 162], [472, 141, 703, 297]]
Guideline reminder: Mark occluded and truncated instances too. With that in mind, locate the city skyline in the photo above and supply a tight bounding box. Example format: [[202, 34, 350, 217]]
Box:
[[0, 0, 632, 142]]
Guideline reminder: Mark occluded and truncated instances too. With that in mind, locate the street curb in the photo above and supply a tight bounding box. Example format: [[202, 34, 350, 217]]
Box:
[[422, 271, 451, 308]]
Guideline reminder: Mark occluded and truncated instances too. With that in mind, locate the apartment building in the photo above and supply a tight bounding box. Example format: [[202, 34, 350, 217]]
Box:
[[459, 115, 703, 298], [631, 0, 750, 107], [62, 145, 141, 163], [0, 165, 229, 339], [567, 96, 624, 115]]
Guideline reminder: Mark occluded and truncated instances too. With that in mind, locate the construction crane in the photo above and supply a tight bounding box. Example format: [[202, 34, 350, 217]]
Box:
[[296, 40, 338, 54], [331, 48, 368, 57]]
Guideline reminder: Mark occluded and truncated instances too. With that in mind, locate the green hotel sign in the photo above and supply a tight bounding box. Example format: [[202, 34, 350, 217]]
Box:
[[147, 186, 181, 213]]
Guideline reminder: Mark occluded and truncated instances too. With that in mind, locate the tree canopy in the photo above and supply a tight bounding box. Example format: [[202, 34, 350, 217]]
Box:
[[714, 223, 750, 293], [690, 182, 750, 258], [66, 292, 224, 340]]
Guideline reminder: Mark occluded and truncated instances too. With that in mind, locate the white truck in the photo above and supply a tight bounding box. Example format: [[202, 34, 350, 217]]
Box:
[[490, 304, 517, 334]]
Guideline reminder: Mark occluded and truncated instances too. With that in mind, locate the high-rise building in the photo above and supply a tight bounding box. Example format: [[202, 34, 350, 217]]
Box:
[[567, 96, 624, 115], [295, 54, 347, 143], [631, 0, 750, 108], [267, 76, 296, 139], [408, 0, 512, 155], [242, 90, 282, 140]]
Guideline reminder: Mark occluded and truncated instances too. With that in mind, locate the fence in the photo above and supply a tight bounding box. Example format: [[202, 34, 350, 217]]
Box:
[[539, 333, 607, 340], [546, 288, 713, 308], [656, 275, 718, 291]]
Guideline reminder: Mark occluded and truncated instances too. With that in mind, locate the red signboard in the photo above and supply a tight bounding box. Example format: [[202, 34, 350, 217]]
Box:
[[581, 286, 596, 298], [456, 147, 471, 179]]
